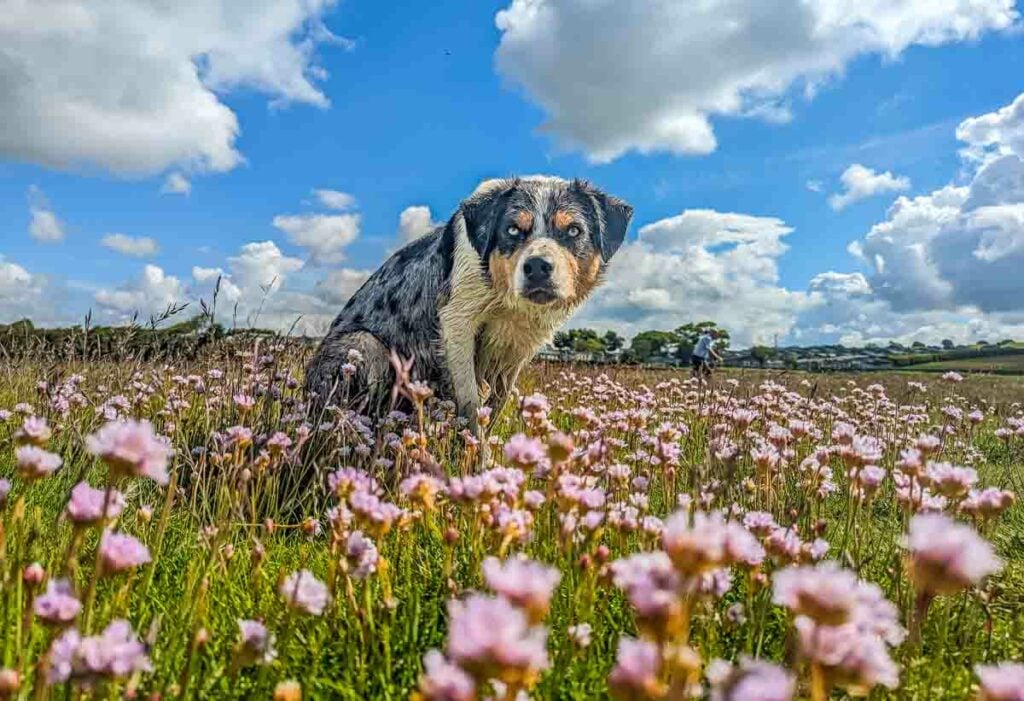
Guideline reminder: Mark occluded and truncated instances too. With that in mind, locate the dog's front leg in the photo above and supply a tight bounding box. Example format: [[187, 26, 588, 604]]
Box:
[[441, 322, 481, 436]]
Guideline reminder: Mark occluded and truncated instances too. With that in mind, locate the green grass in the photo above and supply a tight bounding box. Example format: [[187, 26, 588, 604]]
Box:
[[910, 354, 1024, 374], [1, 356, 1023, 699]]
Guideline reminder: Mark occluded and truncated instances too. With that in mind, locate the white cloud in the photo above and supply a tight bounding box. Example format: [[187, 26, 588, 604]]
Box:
[[805, 179, 824, 193], [94, 265, 188, 321], [398, 205, 440, 243], [847, 93, 1024, 315], [272, 213, 360, 264], [792, 92, 1024, 346], [0, 256, 54, 323], [314, 189, 357, 211], [956, 91, 1024, 165], [827, 164, 911, 210], [27, 186, 65, 243], [161, 172, 192, 196], [0, 0, 345, 176], [494, 0, 1016, 162], [101, 233, 160, 258], [226, 240, 304, 293], [573, 209, 814, 346], [315, 268, 372, 304]]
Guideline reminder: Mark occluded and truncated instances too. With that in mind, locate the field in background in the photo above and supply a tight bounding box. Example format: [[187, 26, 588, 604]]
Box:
[[0, 348, 1022, 699], [909, 355, 1024, 375]]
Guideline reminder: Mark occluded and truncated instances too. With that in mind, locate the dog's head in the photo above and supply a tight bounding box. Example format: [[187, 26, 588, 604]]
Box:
[[459, 176, 632, 307]]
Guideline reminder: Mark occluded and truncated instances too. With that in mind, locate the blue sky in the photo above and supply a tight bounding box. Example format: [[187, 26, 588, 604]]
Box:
[[2, 1, 1024, 347]]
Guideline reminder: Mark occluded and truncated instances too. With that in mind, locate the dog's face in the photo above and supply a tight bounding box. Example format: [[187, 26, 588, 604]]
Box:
[[461, 176, 633, 307]]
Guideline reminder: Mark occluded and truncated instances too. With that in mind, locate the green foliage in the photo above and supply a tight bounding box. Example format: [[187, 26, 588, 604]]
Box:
[[629, 330, 676, 360]]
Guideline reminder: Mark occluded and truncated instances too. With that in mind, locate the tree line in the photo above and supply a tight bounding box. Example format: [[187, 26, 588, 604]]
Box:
[[552, 321, 731, 363]]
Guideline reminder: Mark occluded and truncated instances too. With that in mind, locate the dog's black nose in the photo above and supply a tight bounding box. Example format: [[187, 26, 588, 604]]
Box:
[[523, 256, 553, 283]]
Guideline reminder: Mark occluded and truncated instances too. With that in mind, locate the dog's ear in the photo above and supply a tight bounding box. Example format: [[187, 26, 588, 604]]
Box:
[[593, 191, 633, 261], [459, 178, 517, 258]]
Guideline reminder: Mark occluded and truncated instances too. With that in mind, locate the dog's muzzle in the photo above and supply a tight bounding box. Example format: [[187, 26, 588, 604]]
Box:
[[521, 256, 558, 304]]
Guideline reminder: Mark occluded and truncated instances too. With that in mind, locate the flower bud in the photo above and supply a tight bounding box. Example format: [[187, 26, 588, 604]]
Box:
[[274, 680, 302, 701], [23, 562, 45, 586]]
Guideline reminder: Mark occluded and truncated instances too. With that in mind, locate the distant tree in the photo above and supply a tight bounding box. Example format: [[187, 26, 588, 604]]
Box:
[[631, 330, 677, 361], [602, 330, 625, 353], [912, 341, 926, 349], [552, 331, 573, 351], [977, 339, 990, 346], [750, 345, 776, 368], [998, 339, 1015, 347], [673, 321, 731, 359], [941, 339, 955, 350]]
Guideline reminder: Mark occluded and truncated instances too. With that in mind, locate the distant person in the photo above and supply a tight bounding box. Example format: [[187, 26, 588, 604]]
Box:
[[691, 329, 722, 383]]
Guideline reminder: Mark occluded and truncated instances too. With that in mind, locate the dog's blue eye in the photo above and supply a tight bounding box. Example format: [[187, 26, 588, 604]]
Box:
[[506, 225, 520, 237], [567, 224, 582, 238]]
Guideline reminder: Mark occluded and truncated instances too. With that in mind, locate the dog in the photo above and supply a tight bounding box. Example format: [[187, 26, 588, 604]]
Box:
[[304, 175, 632, 432]]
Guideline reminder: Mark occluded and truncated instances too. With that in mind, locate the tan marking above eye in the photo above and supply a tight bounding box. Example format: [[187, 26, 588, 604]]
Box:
[[513, 211, 534, 232], [552, 210, 575, 231]]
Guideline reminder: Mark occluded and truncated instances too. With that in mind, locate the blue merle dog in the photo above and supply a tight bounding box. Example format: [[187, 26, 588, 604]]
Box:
[[305, 175, 632, 433]]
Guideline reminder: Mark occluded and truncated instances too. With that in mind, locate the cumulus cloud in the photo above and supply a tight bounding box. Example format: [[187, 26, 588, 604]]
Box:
[[0, 0, 346, 176], [94, 265, 188, 321], [398, 205, 440, 243], [161, 173, 192, 196], [494, 0, 1016, 162], [848, 95, 1024, 315], [315, 268, 372, 304], [101, 233, 160, 258], [314, 189, 357, 211], [0, 255, 55, 324], [792, 91, 1024, 346], [27, 187, 64, 243], [827, 164, 911, 210], [272, 213, 360, 264], [956, 91, 1024, 165], [573, 209, 814, 346]]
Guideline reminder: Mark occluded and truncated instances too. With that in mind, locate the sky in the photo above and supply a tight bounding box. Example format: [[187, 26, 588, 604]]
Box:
[[2, 0, 1024, 348]]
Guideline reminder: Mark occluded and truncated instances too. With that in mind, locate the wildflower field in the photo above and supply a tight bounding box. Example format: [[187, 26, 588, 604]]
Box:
[[1, 345, 1023, 700]]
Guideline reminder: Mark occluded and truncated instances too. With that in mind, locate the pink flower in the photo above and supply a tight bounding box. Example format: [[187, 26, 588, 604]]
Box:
[[85, 420, 171, 484], [503, 434, 545, 470], [942, 371, 964, 383], [445, 593, 548, 683], [742, 511, 777, 537], [961, 488, 1015, 520], [279, 569, 329, 615], [610, 552, 686, 638], [794, 617, 900, 692], [0, 479, 10, 508], [99, 532, 151, 574], [416, 650, 475, 701], [707, 657, 794, 701], [608, 637, 663, 701], [266, 432, 292, 455], [344, 531, 380, 580], [976, 662, 1024, 701], [662, 510, 764, 575], [14, 416, 51, 446], [235, 619, 276, 666], [47, 620, 151, 685], [65, 482, 125, 525], [482, 557, 560, 622], [34, 579, 81, 624], [15, 445, 62, 480], [773, 562, 861, 625], [922, 461, 978, 499], [906, 513, 1001, 595]]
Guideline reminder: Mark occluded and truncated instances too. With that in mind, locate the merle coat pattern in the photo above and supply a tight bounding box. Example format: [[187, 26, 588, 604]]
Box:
[[305, 176, 632, 432]]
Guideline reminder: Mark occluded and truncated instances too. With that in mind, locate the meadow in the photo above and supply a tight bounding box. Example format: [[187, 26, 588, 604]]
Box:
[[1, 344, 1023, 700]]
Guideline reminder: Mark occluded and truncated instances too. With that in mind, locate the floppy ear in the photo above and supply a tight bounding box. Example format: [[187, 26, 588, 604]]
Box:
[[594, 192, 633, 261], [459, 178, 516, 258]]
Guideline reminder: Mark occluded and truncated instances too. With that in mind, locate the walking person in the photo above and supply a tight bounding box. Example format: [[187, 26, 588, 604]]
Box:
[[690, 328, 722, 384]]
